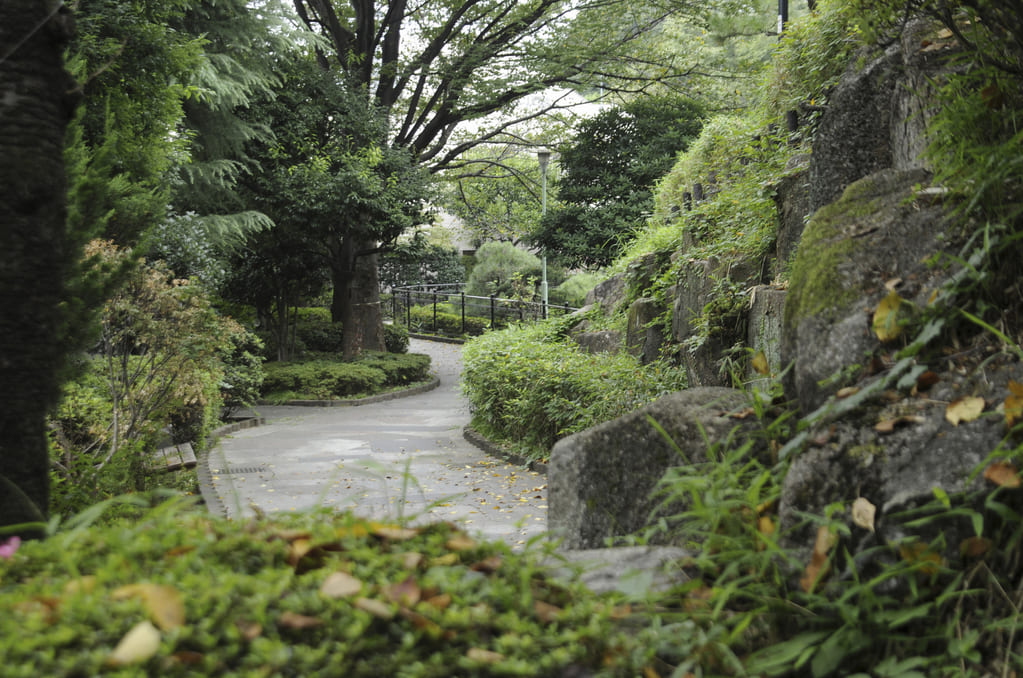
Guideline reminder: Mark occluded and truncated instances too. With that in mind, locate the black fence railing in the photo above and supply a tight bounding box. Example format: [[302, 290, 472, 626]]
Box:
[[389, 283, 577, 337]]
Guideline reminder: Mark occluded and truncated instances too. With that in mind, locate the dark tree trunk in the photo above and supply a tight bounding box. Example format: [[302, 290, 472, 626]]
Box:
[[331, 237, 385, 360], [0, 1, 79, 531]]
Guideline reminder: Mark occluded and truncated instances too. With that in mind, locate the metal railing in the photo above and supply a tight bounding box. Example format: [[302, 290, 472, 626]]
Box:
[[389, 283, 577, 337]]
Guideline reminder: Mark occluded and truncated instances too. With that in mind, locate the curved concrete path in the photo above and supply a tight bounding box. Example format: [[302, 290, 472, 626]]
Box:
[[204, 339, 548, 546]]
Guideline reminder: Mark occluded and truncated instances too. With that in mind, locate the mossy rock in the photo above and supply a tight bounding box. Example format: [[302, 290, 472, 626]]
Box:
[[781, 168, 958, 412]]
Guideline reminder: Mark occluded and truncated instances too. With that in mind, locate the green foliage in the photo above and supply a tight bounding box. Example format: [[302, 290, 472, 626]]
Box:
[[260, 353, 430, 402], [49, 241, 245, 516], [382, 323, 410, 354], [533, 96, 706, 269], [408, 305, 490, 338], [465, 242, 549, 299], [462, 322, 687, 461], [550, 273, 602, 308], [380, 240, 466, 290], [0, 501, 649, 676]]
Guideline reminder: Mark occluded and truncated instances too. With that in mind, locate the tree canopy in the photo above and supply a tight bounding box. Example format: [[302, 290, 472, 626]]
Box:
[[532, 95, 705, 269]]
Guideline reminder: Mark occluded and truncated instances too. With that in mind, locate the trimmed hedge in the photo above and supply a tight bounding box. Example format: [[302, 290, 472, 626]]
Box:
[[408, 304, 489, 337], [462, 322, 687, 461], [261, 352, 431, 401]]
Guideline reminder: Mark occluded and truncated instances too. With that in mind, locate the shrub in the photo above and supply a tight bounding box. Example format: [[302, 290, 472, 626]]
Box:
[[355, 352, 431, 386], [296, 318, 344, 353], [408, 304, 489, 337], [382, 322, 409, 353], [462, 322, 687, 460], [550, 273, 601, 308], [0, 502, 650, 677], [261, 361, 387, 400], [465, 241, 543, 298]]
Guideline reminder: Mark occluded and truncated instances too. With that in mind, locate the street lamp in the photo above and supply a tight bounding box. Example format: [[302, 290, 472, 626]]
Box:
[[537, 147, 551, 317]]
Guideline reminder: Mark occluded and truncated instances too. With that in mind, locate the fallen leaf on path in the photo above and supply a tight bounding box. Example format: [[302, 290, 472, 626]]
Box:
[[320, 571, 363, 599], [111, 583, 185, 631], [852, 497, 876, 532], [800, 526, 838, 593], [279, 611, 323, 629]]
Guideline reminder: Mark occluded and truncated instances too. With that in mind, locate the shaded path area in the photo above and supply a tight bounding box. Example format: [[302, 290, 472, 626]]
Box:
[[204, 340, 548, 546]]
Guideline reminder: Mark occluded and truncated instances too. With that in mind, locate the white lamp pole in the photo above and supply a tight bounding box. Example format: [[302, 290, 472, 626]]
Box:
[[537, 147, 551, 318]]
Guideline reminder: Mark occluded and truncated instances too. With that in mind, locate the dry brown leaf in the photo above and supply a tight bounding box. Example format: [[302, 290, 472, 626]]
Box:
[[873, 290, 906, 342], [106, 620, 161, 667], [752, 350, 770, 376], [800, 526, 838, 593], [851, 497, 877, 532], [445, 534, 478, 551], [874, 415, 924, 434], [946, 396, 986, 426], [279, 611, 323, 629], [1005, 381, 1023, 428], [320, 571, 363, 599], [470, 556, 503, 574], [534, 600, 563, 624], [835, 386, 860, 399], [643, 667, 663, 678], [984, 461, 1022, 488], [373, 525, 420, 541], [399, 608, 443, 638], [236, 620, 262, 641], [112, 583, 185, 631], [916, 371, 940, 390], [960, 536, 993, 559], [899, 542, 943, 576], [401, 552, 425, 570], [354, 597, 395, 620], [425, 593, 452, 611], [383, 576, 421, 607], [466, 648, 504, 664]]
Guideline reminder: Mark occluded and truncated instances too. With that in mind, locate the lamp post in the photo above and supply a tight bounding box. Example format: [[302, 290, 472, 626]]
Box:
[[537, 147, 551, 318]]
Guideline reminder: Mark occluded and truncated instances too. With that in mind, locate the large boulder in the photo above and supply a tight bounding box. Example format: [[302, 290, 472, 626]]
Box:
[[779, 353, 1023, 569], [626, 297, 668, 364], [781, 168, 957, 413], [548, 387, 756, 549]]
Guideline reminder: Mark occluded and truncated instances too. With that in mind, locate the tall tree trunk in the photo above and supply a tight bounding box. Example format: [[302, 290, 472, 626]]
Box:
[[331, 237, 385, 360], [0, 1, 79, 531]]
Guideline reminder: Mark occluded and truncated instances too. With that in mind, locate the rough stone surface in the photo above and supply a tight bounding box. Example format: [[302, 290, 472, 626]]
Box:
[[808, 43, 901, 212], [547, 546, 693, 595], [571, 329, 622, 355], [780, 356, 1023, 568], [548, 387, 755, 549], [746, 286, 786, 391], [782, 168, 955, 413], [672, 255, 761, 387], [626, 297, 667, 364], [772, 160, 812, 278], [584, 274, 628, 314]]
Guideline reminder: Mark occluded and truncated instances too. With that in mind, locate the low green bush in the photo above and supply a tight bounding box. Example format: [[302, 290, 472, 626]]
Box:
[[262, 361, 387, 400], [382, 322, 409, 353], [0, 499, 651, 677], [295, 317, 344, 353], [462, 321, 687, 461], [409, 304, 489, 337], [356, 351, 431, 386]]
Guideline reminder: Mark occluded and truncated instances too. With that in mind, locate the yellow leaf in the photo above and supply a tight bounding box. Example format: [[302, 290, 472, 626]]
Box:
[[466, 648, 504, 664], [945, 396, 985, 426], [445, 535, 478, 551], [107, 621, 161, 667], [320, 572, 363, 599], [836, 386, 860, 399], [851, 497, 876, 532], [872, 290, 906, 342], [373, 525, 419, 541], [279, 611, 323, 629], [752, 350, 769, 376], [354, 597, 395, 620], [800, 526, 837, 593], [64, 576, 98, 596], [984, 461, 1021, 488], [112, 583, 185, 631]]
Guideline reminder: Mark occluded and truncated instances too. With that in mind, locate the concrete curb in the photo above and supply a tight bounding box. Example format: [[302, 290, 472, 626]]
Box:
[[462, 426, 548, 475]]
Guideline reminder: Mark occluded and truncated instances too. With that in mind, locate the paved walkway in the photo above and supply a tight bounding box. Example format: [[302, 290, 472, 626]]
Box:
[[203, 339, 548, 547]]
